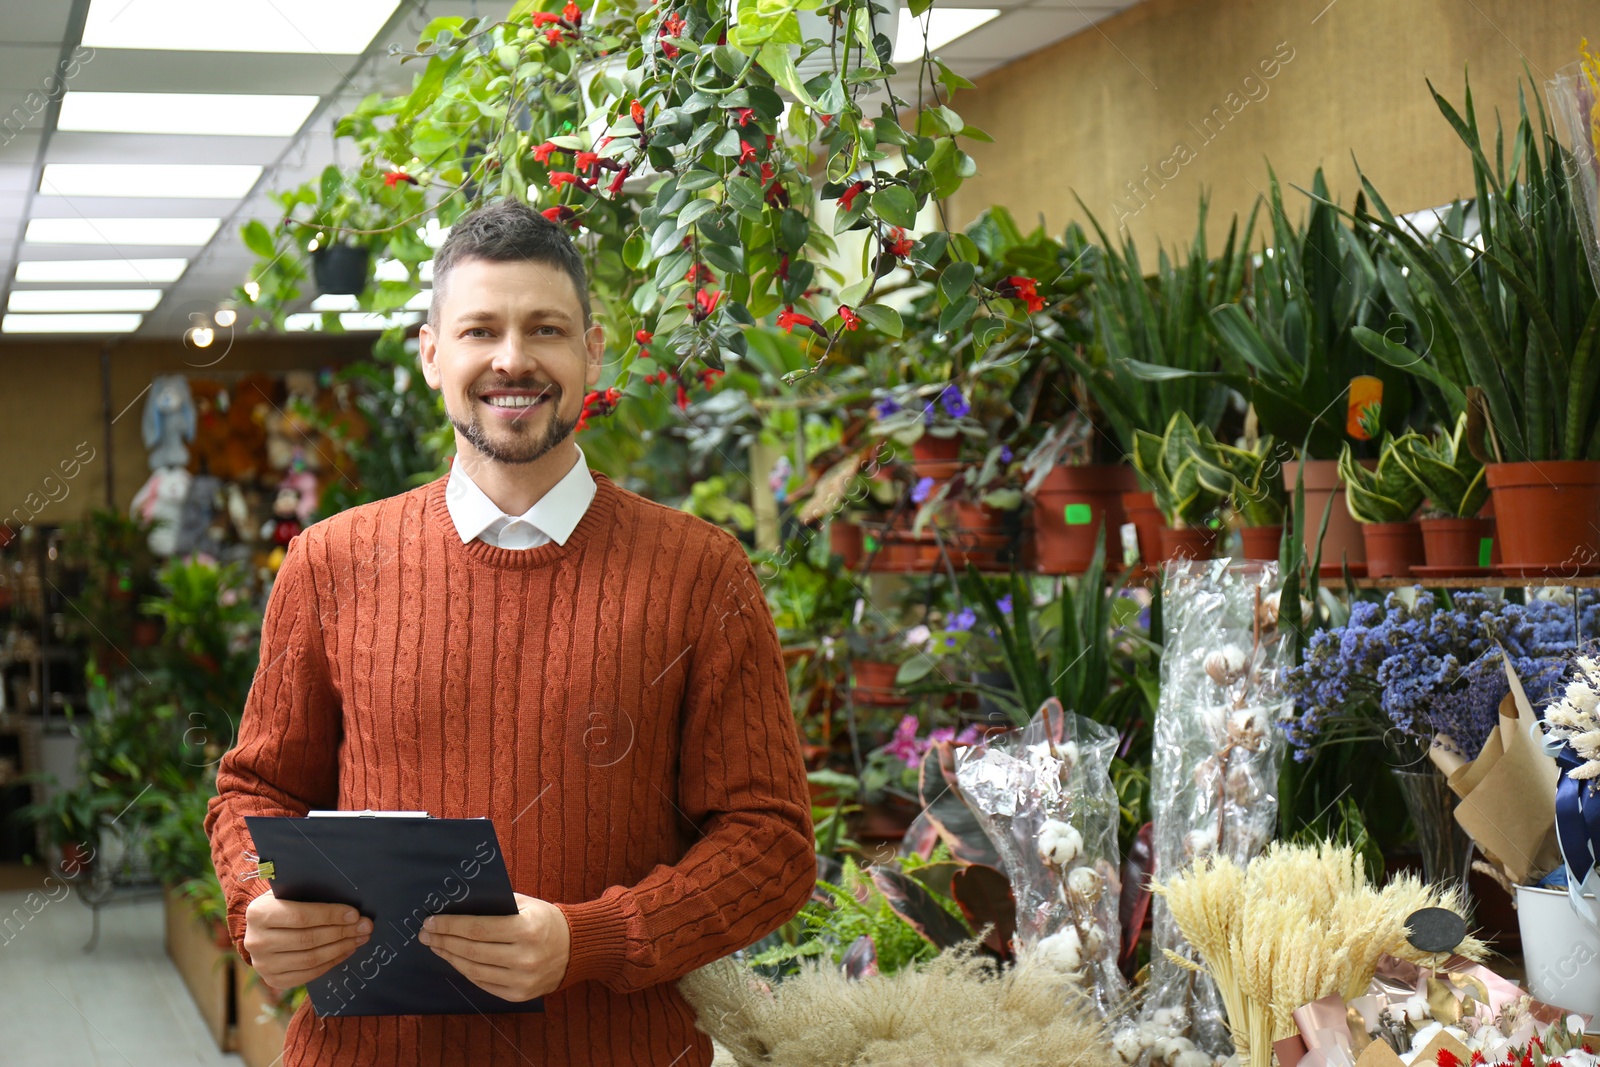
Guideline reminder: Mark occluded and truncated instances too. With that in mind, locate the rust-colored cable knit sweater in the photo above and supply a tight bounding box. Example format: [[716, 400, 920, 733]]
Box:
[[204, 472, 815, 1067]]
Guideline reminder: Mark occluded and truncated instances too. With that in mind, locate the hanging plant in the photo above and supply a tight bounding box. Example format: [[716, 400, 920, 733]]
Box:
[[238, 0, 1023, 418]]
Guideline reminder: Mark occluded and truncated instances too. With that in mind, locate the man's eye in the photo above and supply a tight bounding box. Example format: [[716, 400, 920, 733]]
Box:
[[463, 327, 493, 338], [534, 325, 562, 337]]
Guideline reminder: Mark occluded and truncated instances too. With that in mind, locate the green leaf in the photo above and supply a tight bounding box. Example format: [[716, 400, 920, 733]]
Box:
[[241, 219, 276, 259], [939, 260, 976, 306], [756, 40, 818, 107], [939, 294, 979, 335], [872, 185, 918, 228], [678, 197, 719, 227], [856, 303, 902, 337]]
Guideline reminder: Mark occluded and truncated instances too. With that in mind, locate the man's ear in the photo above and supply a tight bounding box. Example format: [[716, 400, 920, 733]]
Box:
[[418, 323, 442, 389], [584, 322, 604, 387]]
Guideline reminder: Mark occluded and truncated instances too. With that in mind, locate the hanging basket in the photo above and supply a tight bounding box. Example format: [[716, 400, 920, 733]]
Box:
[[311, 245, 371, 296]]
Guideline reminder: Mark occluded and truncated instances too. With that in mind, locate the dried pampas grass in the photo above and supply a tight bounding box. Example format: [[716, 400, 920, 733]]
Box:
[[680, 946, 1120, 1067], [1155, 841, 1488, 1067]]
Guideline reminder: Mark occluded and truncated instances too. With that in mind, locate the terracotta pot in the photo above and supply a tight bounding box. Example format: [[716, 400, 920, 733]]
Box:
[[910, 458, 963, 484], [1158, 525, 1218, 562], [1120, 490, 1165, 566], [1420, 516, 1494, 569], [829, 521, 864, 569], [1283, 458, 1368, 574], [1361, 521, 1425, 578], [852, 660, 908, 706], [942, 501, 1016, 571], [1485, 461, 1600, 575], [1239, 524, 1284, 562], [911, 434, 961, 463], [1032, 465, 1137, 574]]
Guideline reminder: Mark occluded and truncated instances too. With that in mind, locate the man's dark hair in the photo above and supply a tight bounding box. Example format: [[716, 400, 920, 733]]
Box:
[[428, 199, 590, 328]]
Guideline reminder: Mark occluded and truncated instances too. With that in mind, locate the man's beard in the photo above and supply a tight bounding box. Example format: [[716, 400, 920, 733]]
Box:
[[451, 383, 577, 466]]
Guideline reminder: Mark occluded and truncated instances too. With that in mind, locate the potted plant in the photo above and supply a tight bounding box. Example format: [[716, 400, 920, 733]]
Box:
[[1214, 435, 1289, 561], [846, 616, 923, 706], [1350, 74, 1600, 576], [1337, 436, 1425, 577], [1130, 411, 1229, 561], [870, 381, 989, 471], [1388, 414, 1492, 573], [1045, 198, 1256, 568], [1209, 169, 1421, 575]]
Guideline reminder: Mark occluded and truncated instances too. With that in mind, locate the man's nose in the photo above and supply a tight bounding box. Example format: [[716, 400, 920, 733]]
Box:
[[489, 334, 541, 379]]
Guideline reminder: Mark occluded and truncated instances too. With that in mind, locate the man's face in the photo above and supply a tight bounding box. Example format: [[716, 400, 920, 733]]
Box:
[[418, 257, 602, 468]]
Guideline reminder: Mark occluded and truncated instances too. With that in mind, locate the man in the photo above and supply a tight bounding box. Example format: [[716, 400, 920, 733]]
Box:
[[205, 199, 815, 1066]]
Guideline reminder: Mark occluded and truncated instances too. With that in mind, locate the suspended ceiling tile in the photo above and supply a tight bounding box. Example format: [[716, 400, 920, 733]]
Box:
[[26, 195, 243, 218], [0, 0, 76, 45], [44, 132, 290, 166], [0, 164, 36, 191], [0, 130, 42, 163], [69, 49, 350, 97], [0, 45, 73, 90]]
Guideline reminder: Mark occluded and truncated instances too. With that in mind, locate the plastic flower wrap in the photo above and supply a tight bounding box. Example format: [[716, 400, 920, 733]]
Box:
[[1136, 559, 1294, 1062], [954, 697, 1128, 1020], [1547, 43, 1600, 296]]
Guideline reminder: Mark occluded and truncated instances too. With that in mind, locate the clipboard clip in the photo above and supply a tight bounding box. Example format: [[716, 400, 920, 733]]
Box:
[[240, 849, 275, 883]]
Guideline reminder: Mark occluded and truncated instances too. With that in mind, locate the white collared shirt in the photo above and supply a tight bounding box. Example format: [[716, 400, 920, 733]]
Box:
[[444, 447, 597, 550]]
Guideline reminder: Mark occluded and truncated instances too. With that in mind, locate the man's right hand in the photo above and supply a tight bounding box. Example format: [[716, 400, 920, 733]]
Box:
[[243, 888, 372, 991]]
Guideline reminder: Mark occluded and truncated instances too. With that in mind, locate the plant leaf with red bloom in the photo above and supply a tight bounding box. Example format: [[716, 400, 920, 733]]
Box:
[[382, 170, 417, 187], [562, 1, 581, 23], [675, 385, 689, 409], [733, 107, 755, 126], [998, 275, 1046, 313], [548, 171, 579, 190], [630, 100, 645, 125], [544, 26, 564, 45], [838, 305, 860, 331], [531, 141, 559, 163], [635, 329, 653, 344], [685, 263, 714, 284], [776, 307, 814, 333], [607, 164, 631, 197], [839, 180, 868, 213], [885, 227, 914, 257], [531, 10, 560, 25], [738, 139, 757, 164], [691, 288, 721, 321], [575, 151, 599, 172]]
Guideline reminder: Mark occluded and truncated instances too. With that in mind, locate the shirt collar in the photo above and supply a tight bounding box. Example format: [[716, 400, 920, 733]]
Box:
[[445, 447, 597, 547]]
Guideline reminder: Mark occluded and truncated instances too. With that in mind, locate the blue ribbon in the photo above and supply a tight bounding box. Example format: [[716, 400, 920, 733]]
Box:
[[1553, 746, 1600, 886]]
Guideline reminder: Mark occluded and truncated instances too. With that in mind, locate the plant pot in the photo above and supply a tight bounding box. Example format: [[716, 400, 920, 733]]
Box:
[[1238, 524, 1284, 562], [1515, 884, 1600, 1020], [1283, 458, 1369, 574], [311, 244, 371, 296], [132, 618, 162, 647], [1032, 465, 1137, 574], [1158, 524, 1217, 562], [1120, 490, 1165, 567], [1420, 516, 1495, 569], [942, 501, 1016, 572], [165, 887, 237, 1052], [971, 669, 1016, 726], [1360, 521, 1425, 579], [852, 660, 909, 705], [1485, 461, 1600, 575], [829, 520, 863, 569], [911, 434, 961, 463]]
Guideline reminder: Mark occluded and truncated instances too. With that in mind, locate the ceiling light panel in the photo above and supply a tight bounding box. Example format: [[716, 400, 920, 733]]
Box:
[[285, 312, 421, 332], [25, 218, 221, 245], [892, 8, 1002, 62], [310, 291, 430, 312], [40, 164, 262, 199], [57, 92, 319, 137], [14, 259, 188, 283], [2, 313, 144, 334], [8, 290, 164, 312], [81, 0, 402, 55]]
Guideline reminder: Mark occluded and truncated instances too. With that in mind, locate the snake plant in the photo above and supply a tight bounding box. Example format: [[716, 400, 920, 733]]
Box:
[[1388, 414, 1488, 518], [1338, 436, 1425, 523], [1131, 411, 1231, 528]]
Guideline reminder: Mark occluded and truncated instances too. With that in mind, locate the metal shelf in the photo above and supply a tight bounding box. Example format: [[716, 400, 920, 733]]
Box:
[[1349, 576, 1600, 590]]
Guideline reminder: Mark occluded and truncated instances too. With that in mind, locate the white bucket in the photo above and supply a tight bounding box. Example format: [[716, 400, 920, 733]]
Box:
[[1516, 884, 1600, 1021]]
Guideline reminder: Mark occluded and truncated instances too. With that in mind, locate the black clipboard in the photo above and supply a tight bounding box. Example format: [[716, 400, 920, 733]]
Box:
[[244, 813, 544, 1018]]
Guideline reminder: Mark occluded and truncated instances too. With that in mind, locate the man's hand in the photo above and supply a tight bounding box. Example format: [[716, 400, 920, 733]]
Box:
[[243, 888, 371, 991], [418, 892, 571, 1002]]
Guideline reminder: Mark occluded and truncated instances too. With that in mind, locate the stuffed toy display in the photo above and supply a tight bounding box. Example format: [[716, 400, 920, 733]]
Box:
[[142, 376, 196, 472], [131, 466, 193, 557]]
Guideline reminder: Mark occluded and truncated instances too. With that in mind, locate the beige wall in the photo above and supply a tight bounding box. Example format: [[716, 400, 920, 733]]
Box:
[[1, 336, 370, 529], [946, 0, 1593, 250]]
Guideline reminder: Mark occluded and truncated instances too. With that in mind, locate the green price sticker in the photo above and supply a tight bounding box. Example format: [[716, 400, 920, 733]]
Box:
[[864, 535, 879, 552], [1063, 503, 1093, 525], [1478, 537, 1493, 569]]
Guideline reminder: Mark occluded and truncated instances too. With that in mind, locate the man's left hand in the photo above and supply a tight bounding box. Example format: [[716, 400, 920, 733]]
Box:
[[419, 893, 571, 1002]]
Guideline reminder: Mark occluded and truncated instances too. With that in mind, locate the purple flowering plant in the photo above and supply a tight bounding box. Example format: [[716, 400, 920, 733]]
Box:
[[1282, 589, 1600, 761]]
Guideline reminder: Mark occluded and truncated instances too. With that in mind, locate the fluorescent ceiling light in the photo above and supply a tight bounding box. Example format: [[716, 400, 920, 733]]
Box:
[[58, 92, 319, 137], [82, 0, 401, 55], [285, 311, 422, 332], [26, 218, 221, 245], [2, 313, 143, 334], [41, 164, 262, 199], [310, 291, 430, 312], [8, 289, 164, 312], [14, 258, 188, 283], [375, 258, 434, 282], [892, 8, 1000, 62]]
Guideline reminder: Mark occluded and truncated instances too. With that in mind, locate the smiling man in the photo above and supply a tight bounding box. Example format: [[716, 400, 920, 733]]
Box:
[[205, 199, 815, 1066]]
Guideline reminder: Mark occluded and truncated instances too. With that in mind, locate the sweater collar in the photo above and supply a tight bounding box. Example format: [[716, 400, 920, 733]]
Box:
[[444, 447, 597, 548], [427, 466, 619, 569]]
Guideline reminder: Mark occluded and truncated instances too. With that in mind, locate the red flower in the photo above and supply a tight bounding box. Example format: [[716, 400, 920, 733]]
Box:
[[531, 10, 561, 25], [691, 288, 721, 321], [598, 135, 614, 150], [999, 275, 1046, 313], [776, 307, 816, 334], [698, 367, 724, 387], [885, 227, 914, 257], [760, 162, 775, 183], [562, 1, 581, 23], [839, 181, 868, 213], [765, 179, 788, 207], [544, 26, 564, 45], [532, 141, 559, 163], [676, 385, 689, 410], [777, 254, 789, 279], [635, 329, 653, 344], [1437, 1052, 1461, 1067], [548, 171, 579, 190], [839, 306, 860, 331], [738, 140, 758, 164], [607, 164, 631, 197], [630, 100, 645, 125], [685, 263, 715, 284], [662, 11, 685, 35], [733, 107, 755, 127], [575, 150, 599, 172], [383, 170, 417, 187]]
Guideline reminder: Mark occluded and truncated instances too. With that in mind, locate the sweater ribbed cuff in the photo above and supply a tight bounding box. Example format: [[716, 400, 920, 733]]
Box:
[[554, 893, 632, 991]]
